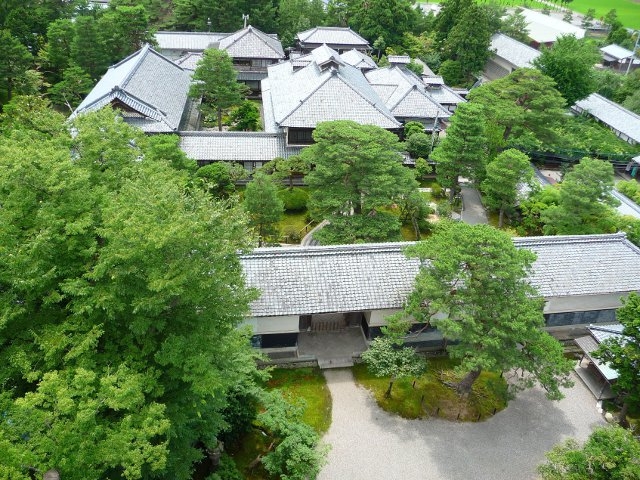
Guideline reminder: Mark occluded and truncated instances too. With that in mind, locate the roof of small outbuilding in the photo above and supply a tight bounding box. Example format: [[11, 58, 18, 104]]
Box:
[[490, 33, 541, 68], [218, 25, 284, 59], [573, 93, 640, 144]]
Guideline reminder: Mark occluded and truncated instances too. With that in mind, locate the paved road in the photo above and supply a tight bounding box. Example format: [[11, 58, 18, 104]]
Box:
[[319, 369, 604, 480], [460, 185, 488, 225]]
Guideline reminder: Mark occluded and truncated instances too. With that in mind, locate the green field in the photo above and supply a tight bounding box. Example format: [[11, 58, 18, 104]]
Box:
[[568, 0, 640, 29], [419, 0, 640, 29]]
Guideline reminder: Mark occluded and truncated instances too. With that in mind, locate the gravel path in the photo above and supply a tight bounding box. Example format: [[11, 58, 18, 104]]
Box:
[[319, 369, 605, 480]]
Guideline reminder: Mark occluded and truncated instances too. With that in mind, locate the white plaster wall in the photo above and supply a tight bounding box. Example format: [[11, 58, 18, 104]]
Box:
[[240, 315, 299, 334], [368, 309, 403, 327]]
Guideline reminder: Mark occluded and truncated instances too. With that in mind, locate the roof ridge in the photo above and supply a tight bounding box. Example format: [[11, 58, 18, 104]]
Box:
[[276, 70, 333, 125], [586, 93, 640, 121], [335, 68, 400, 126], [241, 241, 415, 258], [119, 44, 152, 88], [513, 232, 627, 245]]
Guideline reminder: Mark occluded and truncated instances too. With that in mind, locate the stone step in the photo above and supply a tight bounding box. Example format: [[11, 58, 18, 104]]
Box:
[[318, 357, 354, 369]]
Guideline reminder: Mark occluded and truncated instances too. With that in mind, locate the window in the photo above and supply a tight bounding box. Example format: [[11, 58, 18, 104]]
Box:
[[544, 309, 617, 327], [287, 128, 314, 145]]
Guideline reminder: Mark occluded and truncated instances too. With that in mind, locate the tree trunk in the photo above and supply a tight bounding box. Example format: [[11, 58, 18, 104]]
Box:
[[385, 376, 396, 398], [412, 215, 420, 240], [618, 400, 630, 428], [449, 177, 458, 203], [456, 368, 482, 396], [217, 108, 223, 131], [502, 125, 513, 142], [498, 208, 504, 228]]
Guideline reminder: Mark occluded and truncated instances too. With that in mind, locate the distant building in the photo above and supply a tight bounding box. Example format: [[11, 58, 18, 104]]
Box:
[[295, 26, 370, 54], [71, 44, 192, 133], [518, 8, 585, 48], [484, 33, 541, 80], [600, 44, 639, 72]]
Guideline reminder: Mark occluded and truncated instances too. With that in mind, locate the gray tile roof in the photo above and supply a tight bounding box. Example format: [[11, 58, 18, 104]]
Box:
[[262, 46, 400, 131], [296, 27, 370, 48], [71, 44, 191, 133], [366, 66, 450, 120], [519, 8, 585, 43], [155, 31, 230, 53], [490, 33, 541, 68], [179, 131, 302, 162], [219, 25, 284, 59], [573, 93, 640, 144], [174, 52, 202, 71], [240, 233, 640, 317], [340, 49, 377, 70]]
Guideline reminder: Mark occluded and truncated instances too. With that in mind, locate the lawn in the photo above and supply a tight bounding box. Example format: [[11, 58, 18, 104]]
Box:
[[353, 357, 509, 421], [566, 0, 640, 29], [228, 367, 332, 479], [278, 210, 313, 243]]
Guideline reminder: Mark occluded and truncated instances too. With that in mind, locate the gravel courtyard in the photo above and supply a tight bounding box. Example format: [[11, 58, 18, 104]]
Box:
[[319, 369, 605, 480]]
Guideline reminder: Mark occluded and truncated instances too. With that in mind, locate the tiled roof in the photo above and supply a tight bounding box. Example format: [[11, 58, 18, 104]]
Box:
[[240, 233, 640, 317], [241, 243, 419, 317], [219, 25, 284, 59], [262, 46, 400, 131], [573, 93, 640, 144], [155, 31, 229, 52], [513, 233, 640, 297], [179, 131, 302, 162], [296, 27, 370, 48], [174, 52, 202, 71], [519, 8, 585, 43], [600, 44, 635, 61], [427, 84, 466, 106], [366, 66, 450, 120], [490, 33, 541, 68], [340, 49, 377, 70], [388, 55, 410, 64], [72, 44, 191, 132]]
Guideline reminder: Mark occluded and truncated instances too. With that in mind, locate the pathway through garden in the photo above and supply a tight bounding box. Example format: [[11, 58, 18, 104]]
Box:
[[319, 368, 604, 480]]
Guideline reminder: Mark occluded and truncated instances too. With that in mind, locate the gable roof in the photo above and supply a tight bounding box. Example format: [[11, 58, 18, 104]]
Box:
[[490, 33, 541, 68], [240, 233, 640, 317], [366, 66, 450, 120], [71, 44, 191, 132], [600, 44, 636, 61], [296, 26, 370, 48], [340, 49, 377, 70], [179, 131, 301, 163], [155, 31, 230, 52], [218, 25, 284, 59], [519, 8, 585, 43], [573, 93, 640, 144], [262, 45, 400, 131], [174, 52, 202, 71]]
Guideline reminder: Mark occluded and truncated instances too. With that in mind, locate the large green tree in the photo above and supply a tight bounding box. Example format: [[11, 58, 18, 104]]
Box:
[[542, 157, 619, 235], [432, 101, 487, 202], [481, 149, 533, 228], [0, 29, 33, 104], [593, 292, 640, 428], [302, 120, 418, 244], [276, 0, 327, 47], [189, 48, 249, 131], [533, 34, 599, 106], [348, 0, 422, 48], [404, 222, 573, 398], [468, 68, 566, 152], [244, 171, 284, 246], [538, 425, 640, 480], [0, 106, 263, 478]]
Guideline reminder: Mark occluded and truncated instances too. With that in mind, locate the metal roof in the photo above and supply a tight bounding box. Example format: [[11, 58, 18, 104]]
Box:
[[179, 131, 301, 162], [600, 44, 635, 61], [573, 93, 640, 144], [71, 44, 191, 132], [490, 33, 541, 68], [241, 233, 640, 317], [575, 324, 627, 381], [519, 8, 585, 43]]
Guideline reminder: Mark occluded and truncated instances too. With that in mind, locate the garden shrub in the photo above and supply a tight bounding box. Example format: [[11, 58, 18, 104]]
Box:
[[278, 187, 309, 212], [617, 180, 640, 203]]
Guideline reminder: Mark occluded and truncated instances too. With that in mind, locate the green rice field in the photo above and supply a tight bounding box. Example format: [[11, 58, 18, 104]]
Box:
[[567, 0, 640, 29], [419, 0, 640, 29]]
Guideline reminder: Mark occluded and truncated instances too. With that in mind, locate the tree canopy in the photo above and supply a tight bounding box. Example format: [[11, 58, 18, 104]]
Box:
[[533, 34, 600, 106], [593, 292, 640, 428], [189, 48, 249, 131], [404, 222, 573, 398], [303, 120, 418, 244], [542, 157, 619, 235], [0, 105, 266, 478]]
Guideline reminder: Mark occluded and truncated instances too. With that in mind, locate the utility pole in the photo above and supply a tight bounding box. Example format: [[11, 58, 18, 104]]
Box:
[[626, 31, 639, 75]]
